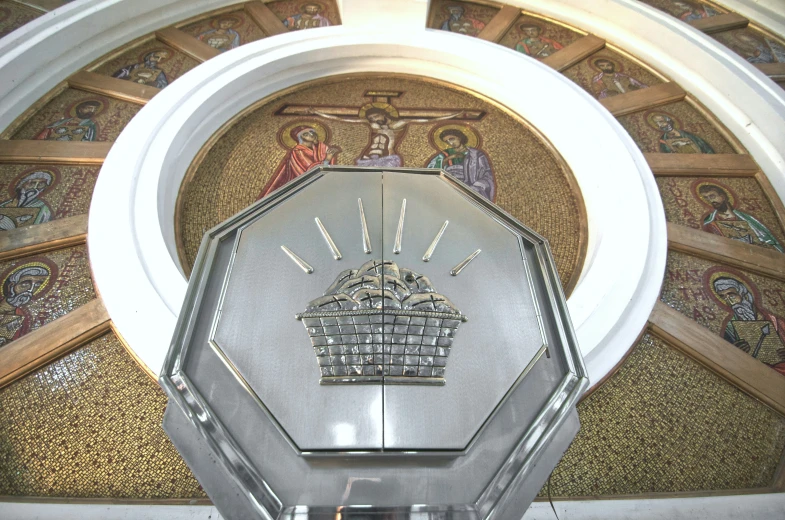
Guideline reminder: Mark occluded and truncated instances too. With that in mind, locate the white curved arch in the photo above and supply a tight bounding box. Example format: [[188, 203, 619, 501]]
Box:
[[88, 26, 665, 386]]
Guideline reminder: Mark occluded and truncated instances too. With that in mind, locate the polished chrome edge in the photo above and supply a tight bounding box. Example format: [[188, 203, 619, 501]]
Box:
[[280, 504, 480, 520], [161, 372, 283, 519]]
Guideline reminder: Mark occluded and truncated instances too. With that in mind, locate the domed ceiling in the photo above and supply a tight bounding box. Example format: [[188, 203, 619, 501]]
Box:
[[0, 0, 784, 516]]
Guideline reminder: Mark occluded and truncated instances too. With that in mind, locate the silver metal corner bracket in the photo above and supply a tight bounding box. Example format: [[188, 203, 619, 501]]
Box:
[[160, 167, 589, 520]]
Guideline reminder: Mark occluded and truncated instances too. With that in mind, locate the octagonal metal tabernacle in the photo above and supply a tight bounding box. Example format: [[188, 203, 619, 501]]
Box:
[[160, 167, 588, 520]]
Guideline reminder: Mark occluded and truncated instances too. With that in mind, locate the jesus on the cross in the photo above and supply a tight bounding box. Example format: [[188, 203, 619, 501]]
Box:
[[276, 91, 485, 167]]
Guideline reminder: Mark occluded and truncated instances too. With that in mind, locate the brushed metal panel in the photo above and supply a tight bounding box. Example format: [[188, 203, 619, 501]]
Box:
[[381, 171, 547, 450], [213, 170, 384, 450]]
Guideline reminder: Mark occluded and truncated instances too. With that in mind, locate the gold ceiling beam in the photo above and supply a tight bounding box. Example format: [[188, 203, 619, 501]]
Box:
[[688, 13, 749, 35], [68, 70, 159, 105], [245, 0, 288, 37], [0, 298, 111, 388], [0, 214, 88, 262], [667, 222, 785, 281], [645, 153, 759, 176], [156, 26, 220, 62], [649, 301, 785, 417], [542, 34, 605, 72], [0, 140, 111, 165], [601, 82, 686, 117], [477, 6, 521, 43]]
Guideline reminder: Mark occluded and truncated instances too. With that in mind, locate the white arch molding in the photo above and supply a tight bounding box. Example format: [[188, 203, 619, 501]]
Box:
[[0, 0, 783, 517], [88, 27, 666, 385]]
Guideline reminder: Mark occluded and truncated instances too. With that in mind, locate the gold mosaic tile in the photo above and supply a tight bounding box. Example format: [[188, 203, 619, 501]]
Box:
[[497, 14, 583, 61], [427, 0, 499, 37], [616, 101, 735, 154], [712, 27, 785, 65], [638, 0, 726, 21], [0, 1, 42, 39], [178, 75, 585, 291], [562, 48, 663, 100], [0, 246, 95, 348], [21, 1, 74, 10], [9, 88, 141, 142], [657, 176, 785, 252], [90, 38, 199, 89], [179, 8, 266, 53], [542, 332, 785, 496], [660, 250, 785, 375], [266, 0, 341, 31], [0, 164, 100, 229], [0, 332, 206, 498]]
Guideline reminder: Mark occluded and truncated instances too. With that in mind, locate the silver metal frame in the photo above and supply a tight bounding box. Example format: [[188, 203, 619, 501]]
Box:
[[160, 166, 589, 520]]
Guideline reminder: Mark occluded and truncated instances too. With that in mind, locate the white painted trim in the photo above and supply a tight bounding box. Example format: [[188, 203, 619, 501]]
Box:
[[719, 0, 785, 37], [4, 493, 785, 519], [89, 26, 664, 385]]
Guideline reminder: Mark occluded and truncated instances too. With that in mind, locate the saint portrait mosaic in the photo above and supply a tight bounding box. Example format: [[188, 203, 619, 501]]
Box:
[[497, 14, 583, 61], [266, 0, 341, 31], [561, 48, 663, 100], [7, 89, 140, 141], [427, 0, 499, 38], [0, 0, 42, 39], [91, 38, 199, 89], [638, 0, 725, 22], [661, 251, 785, 376], [178, 75, 586, 292], [0, 164, 99, 229], [0, 246, 94, 348], [712, 27, 785, 65], [616, 101, 737, 154], [657, 176, 785, 252], [179, 9, 266, 53]]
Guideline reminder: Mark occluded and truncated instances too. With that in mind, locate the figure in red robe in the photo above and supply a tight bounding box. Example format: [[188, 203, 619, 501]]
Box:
[[258, 125, 340, 199]]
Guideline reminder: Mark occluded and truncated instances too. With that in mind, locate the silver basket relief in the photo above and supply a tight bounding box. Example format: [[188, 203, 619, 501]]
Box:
[[296, 259, 467, 385]]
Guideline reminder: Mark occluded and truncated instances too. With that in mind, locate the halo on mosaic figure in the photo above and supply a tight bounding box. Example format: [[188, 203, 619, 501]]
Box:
[[691, 178, 738, 209], [644, 109, 683, 131], [300, 2, 325, 13], [704, 265, 761, 310], [518, 22, 545, 36], [67, 97, 108, 119], [278, 119, 330, 149], [7, 167, 59, 199], [588, 55, 624, 72], [429, 123, 480, 151], [210, 14, 243, 29], [0, 258, 58, 299], [138, 47, 172, 64], [358, 102, 399, 120]]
